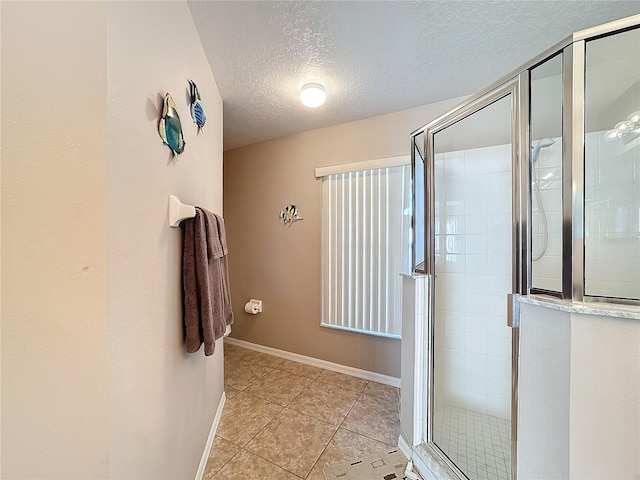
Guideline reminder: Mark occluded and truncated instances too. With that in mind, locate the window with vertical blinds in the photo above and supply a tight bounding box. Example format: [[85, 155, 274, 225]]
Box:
[[320, 163, 411, 338]]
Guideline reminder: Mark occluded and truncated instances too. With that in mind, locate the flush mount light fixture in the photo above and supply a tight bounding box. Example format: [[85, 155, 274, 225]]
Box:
[[300, 83, 326, 108]]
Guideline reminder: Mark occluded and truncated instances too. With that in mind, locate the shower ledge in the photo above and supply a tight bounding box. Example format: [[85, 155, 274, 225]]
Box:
[[520, 295, 640, 320]]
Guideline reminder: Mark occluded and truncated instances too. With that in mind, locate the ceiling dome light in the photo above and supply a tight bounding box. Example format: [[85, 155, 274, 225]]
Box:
[[627, 111, 640, 124], [300, 83, 326, 108]]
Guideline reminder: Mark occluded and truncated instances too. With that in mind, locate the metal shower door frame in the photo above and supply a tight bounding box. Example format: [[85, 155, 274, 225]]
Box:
[[418, 74, 527, 480]]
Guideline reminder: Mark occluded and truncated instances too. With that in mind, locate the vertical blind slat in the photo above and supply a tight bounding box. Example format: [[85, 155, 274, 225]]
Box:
[[377, 168, 384, 335], [334, 175, 340, 327], [339, 174, 345, 329], [362, 171, 369, 332], [369, 170, 376, 334]]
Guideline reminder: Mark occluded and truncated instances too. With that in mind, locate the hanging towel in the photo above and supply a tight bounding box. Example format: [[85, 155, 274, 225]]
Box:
[[182, 207, 234, 355]]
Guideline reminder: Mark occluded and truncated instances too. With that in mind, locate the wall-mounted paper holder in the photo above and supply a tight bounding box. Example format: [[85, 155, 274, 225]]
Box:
[[168, 195, 196, 228], [244, 299, 263, 314]]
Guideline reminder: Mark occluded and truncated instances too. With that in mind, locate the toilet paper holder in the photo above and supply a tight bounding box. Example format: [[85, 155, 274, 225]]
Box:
[[245, 299, 263, 314]]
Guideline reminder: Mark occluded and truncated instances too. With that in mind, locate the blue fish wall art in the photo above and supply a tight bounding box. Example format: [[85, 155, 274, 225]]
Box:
[[158, 92, 186, 155], [188, 79, 206, 133]]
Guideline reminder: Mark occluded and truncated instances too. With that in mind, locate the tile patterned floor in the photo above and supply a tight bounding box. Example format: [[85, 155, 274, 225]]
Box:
[[433, 404, 511, 480], [203, 342, 401, 479]]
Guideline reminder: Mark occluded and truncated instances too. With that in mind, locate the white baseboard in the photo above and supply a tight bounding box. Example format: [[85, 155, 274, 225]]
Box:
[[224, 337, 400, 388], [195, 391, 226, 480]]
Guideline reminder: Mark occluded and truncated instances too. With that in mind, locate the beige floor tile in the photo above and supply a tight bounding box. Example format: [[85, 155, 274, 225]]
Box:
[[223, 350, 249, 368], [224, 360, 273, 390], [362, 381, 400, 405], [220, 345, 401, 479], [216, 392, 283, 447], [223, 343, 251, 362], [245, 409, 338, 478], [243, 350, 287, 368], [225, 386, 241, 400], [305, 465, 325, 480], [277, 359, 324, 379], [342, 393, 400, 445], [244, 369, 313, 406], [211, 449, 301, 480], [312, 427, 395, 473], [203, 436, 240, 479], [287, 380, 360, 425], [317, 370, 368, 393]]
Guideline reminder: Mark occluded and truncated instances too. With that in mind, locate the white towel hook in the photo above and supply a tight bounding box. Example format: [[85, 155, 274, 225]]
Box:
[[168, 195, 196, 227]]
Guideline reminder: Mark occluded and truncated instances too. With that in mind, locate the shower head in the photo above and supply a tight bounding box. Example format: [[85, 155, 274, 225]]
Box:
[[531, 138, 555, 163]]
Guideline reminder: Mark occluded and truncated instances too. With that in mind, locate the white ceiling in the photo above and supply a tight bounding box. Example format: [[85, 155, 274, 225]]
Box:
[[188, 1, 640, 151]]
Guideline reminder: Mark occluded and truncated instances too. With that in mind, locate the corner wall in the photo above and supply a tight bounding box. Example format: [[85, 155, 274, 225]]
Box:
[[106, 3, 224, 478], [1, 2, 225, 478], [224, 98, 463, 377]]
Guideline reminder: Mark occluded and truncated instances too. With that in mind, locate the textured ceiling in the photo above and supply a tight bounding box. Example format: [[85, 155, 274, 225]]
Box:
[[188, 1, 640, 150]]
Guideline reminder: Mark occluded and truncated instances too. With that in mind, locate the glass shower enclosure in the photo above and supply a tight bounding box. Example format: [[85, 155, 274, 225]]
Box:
[[410, 14, 640, 480]]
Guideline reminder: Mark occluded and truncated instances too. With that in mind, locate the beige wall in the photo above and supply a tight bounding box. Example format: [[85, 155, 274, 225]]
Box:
[[1, 2, 109, 477], [1, 2, 224, 478], [224, 97, 463, 377], [106, 2, 224, 478]]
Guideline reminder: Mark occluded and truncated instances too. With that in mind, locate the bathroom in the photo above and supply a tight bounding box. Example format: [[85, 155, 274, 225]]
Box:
[[2, 2, 639, 480]]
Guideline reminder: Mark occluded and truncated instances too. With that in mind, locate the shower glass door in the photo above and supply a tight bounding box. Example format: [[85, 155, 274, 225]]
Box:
[[428, 90, 517, 480]]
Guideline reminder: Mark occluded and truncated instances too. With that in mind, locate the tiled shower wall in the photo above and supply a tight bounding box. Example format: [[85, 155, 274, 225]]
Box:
[[531, 137, 563, 292], [434, 144, 512, 419], [532, 132, 640, 300], [433, 133, 639, 418], [585, 132, 640, 299]]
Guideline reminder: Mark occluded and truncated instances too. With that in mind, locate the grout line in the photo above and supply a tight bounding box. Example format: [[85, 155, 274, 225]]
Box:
[[337, 425, 398, 448], [238, 447, 306, 479], [205, 444, 242, 478], [305, 428, 338, 478]]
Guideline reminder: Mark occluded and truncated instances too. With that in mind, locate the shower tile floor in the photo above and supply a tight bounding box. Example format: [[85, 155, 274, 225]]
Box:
[[433, 404, 511, 480], [203, 342, 403, 479]]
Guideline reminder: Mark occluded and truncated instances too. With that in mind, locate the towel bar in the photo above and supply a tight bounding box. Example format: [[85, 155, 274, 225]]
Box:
[[168, 195, 196, 227]]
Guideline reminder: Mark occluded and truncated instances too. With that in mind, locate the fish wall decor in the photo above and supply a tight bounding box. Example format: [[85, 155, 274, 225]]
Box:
[[188, 79, 206, 133], [158, 92, 185, 155], [279, 204, 303, 227]]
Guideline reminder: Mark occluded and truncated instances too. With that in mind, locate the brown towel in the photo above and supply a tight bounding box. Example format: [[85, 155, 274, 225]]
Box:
[[212, 213, 233, 329], [182, 208, 234, 356]]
